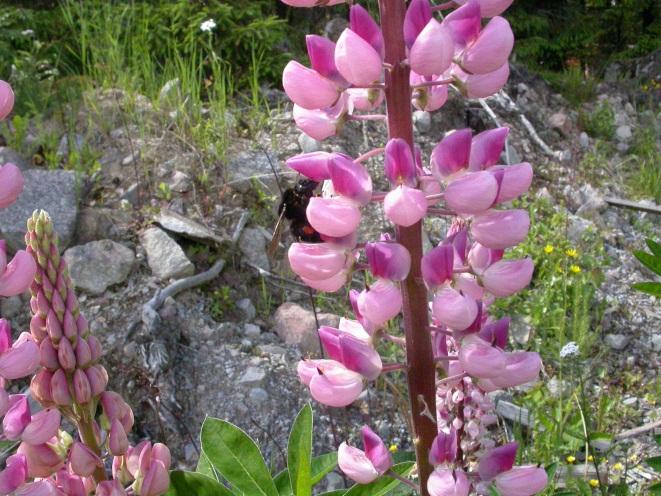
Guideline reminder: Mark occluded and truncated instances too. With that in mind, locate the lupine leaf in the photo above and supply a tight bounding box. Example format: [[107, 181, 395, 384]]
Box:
[[342, 462, 415, 496], [288, 404, 313, 496], [165, 471, 235, 496], [633, 250, 661, 276], [632, 282, 661, 296], [201, 417, 278, 496], [646, 239, 661, 257], [196, 452, 219, 481], [274, 452, 338, 495]]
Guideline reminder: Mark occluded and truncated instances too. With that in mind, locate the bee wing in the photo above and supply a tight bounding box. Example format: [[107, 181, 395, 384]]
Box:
[[267, 209, 287, 259]]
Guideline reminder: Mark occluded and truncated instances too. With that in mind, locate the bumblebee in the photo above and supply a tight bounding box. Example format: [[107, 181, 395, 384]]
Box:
[[269, 179, 321, 256]]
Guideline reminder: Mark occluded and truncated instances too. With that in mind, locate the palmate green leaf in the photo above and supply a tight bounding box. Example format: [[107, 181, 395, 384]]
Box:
[[632, 282, 661, 297], [343, 462, 415, 496], [165, 471, 235, 496], [646, 239, 661, 257], [633, 250, 661, 276], [274, 452, 338, 495], [288, 404, 313, 496], [201, 417, 278, 496]]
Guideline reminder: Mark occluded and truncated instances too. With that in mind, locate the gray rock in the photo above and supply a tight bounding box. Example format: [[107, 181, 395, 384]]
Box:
[[75, 208, 122, 244], [579, 132, 590, 149], [226, 149, 279, 193], [248, 387, 269, 404], [604, 333, 630, 351], [0, 169, 78, 251], [169, 170, 192, 193], [244, 323, 261, 339], [325, 472, 345, 492], [237, 298, 257, 321], [576, 184, 606, 219], [651, 334, 661, 352], [238, 366, 266, 386], [549, 112, 572, 136], [140, 227, 194, 280], [64, 240, 135, 295], [0, 147, 30, 171], [298, 133, 321, 153], [120, 183, 140, 206], [154, 209, 223, 244], [615, 125, 632, 142], [510, 315, 531, 345], [0, 296, 23, 318], [272, 302, 339, 355], [567, 214, 595, 243], [413, 110, 432, 134], [56, 134, 84, 158], [239, 227, 270, 271]]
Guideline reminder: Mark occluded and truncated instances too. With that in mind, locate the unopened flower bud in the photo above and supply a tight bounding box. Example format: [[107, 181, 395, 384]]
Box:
[[50, 369, 72, 406], [57, 338, 76, 371], [73, 369, 92, 404], [70, 442, 102, 477], [109, 419, 129, 456]]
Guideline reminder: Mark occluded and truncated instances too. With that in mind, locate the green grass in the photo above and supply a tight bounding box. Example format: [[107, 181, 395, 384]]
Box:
[[579, 102, 615, 140], [625, 128, 661, 203]]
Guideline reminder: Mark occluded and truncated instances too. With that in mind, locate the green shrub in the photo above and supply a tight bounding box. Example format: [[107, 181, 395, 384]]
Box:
[[579, 102, 615, 140]]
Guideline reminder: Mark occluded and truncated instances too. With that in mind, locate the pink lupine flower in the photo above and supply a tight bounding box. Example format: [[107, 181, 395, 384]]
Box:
[[109, 419, 129, 456], [0, 388, 9, 417], [494, 466, 548, 496], [350, 4, 384, 57], [306, 197, 361, 237], [444, 171, 499, 215], [461, 17, 514, 74], [0, 333, 39, 380], [306, 35, 346, 85], [70, 442, 103, 477], [384, 185, 428, 227], [410, 19, 454, 78], [427, 467, 470, 496], [442, 0, 481, 47], [280, 0, 345, 6], [349, 290, 377, 335], [298, 360, 364, 407], [432, 287, 478, 331], [469, 127, 509, 170], [489, 352, 542, 388], [335, 29, 383, 86], [0, 244, 37, 298], [454, 0, 514, 17], [467, 243, 503, 274], [301, 269, 350, 292], [346, 88, 384, 111], [478, 317, 510, 348], [478, 442, 517, 480], [318, 327, 382, 380], [429, 427, 458, 465], [365, 241, 411, 281], [288, 242, 347, 281], [0, 80, 15, 121], [422, 244, 454, 288], [282, 61, 340, 110], [338, 426, 392, 484], [55, 469, 87, 496], [17, 441, 65, 478], [411, 72, 449, 112], [293, 93, 349, 141], [0, 453, 27, 494], [431, 129, 472, 180], [329, 155, 373, 205], [356, 279, 403, 327], [404, 0, 432, 48], [461, 63, 510, 99], [21, 409, 61, 445], [384, 138, 417, 186], [471, 209, 530, 249], [96, 480, 128, 496], [0, 163, 24, 208], [458, 335, 506, 378], [481, 258, 534, 296], [286, 152, 332, 181], [3, 394, 31, 440], [489, 163, 533, 203]]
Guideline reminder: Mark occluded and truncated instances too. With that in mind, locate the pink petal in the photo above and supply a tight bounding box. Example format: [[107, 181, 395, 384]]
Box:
[[286, 152, 332, 181], [282, 61, 339, 110], [335, 29, 383, 86], [490, 352, 542, 388], [471, 209, 530, 249], [469, 127, 509, 170], [301, 270, 349, 292], [427, 468, 470, 496], [0, 163, 24, 208], [478, 442, 518, 481], [444, 170, 498, 215], [0, 250, 37, 297], [431, 129, 472, 179], [338, 442, 379, 484], [490, 163, 533, 203], [288, 242, 347, 281], [357, 279, 403, 326], [306, 197, 361, 238], [464, 62, 510, 99], [458, 335, 506, 378], [442, 0, 482, 46], [410, 19, 454, 78], [432, 287, 478, 331], [309, 362, 364, 407], [361, 426, 392, 474], [404, 0, 432, 48], [383, 185, 428, 227], [329, 155, 372, 205], [462, 16, 514, 74], [0, 80, 15, 121], [495, 466, 548, 496], [482, 258, 534, 297], [349, 4, 384, 57]]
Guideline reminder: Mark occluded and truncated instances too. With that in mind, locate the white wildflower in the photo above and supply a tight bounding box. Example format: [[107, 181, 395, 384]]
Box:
[[559, 341, 579, 358], [21, 29, 34, 37], [200, 19, 217, 33]]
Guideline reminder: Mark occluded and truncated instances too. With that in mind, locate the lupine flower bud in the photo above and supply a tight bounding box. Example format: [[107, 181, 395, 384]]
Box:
[[384, 138, 417, 186], [489, 163, 533, 203], [458, 335, 506, 379], [431, 129, 472, 180], [87, 335, 103, 361], [288, 243, 347, 281], [471, 209, 530, 250], [338, 426, 392, 484], [293, 94, 349, 141], [384, 185, 428, 227], [469, 128, 509, 170], [444, 171, 498, 215], [30, 370, 54, 404], [72, 369, 92, 404], [404, 0, 432, 48], [427, 468, 470, 496], [328, 155, 373, 205], [282, 61, 339, 110], [3, 394, 31, 440], [96, 480, 128, 496], [55, 469, 87, 496], [57, 337, 76, 371], [365, 242, 411, 281], [70, 442, 102, 477], [17, 441, 64, 478], [494, 466, 548, 496], [21, 409, 61, 445], [0, 453, 27, 494], [306, 197, 361, 237], [349, 4, 384, 57], [306, 35, 345, 85], [297, 360, 364, 407], [318, 327, 382, 380], [74, 339, 92, 367], [0, 80, 15, 121], [356, 279, 403, 327], [478, 442, 517, 480], [86, 365, 109, 397], [0, 163, 23, 209], [410, 19, 454, 78], [432, 287, 478, 331], [481, 258, 534, 297], [138, 459, 170, 496], [422, 244, 454, 288], [429, 428, 458, 465], [335, 29, 382, 86], [39, 338, 59, 370], [50, 369, 72, 406], [461, 17, 514, 74], [109, 419, 129, 456]]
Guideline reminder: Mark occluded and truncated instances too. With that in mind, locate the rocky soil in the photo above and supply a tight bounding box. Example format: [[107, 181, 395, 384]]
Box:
[[0, 48, 659, 491]]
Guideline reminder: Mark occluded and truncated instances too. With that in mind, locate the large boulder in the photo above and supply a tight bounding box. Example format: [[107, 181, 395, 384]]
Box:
[[64, 240, 135, 295], [140, 227, 194, 280]]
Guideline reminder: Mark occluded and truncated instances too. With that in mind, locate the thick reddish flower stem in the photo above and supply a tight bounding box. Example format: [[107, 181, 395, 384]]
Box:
[[378, 1, 437, 494]]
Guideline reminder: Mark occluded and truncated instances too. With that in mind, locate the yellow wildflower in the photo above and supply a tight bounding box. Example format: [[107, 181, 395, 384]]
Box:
[[570, 265, 581, 274], [544, 244, 554, 254], [566, 455, 576, 463], [589, 479, 599, 488], [612, 462, 624, 471], [389, 444, 398, 453], [566, 248, 578, 258], [587, 455, 594, 462]]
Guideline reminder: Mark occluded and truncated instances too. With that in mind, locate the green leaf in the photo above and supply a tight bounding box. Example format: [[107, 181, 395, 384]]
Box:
[[165, 471, 235, 496], [646, 455, 661, 472], [649, 481, 661, 495], [632, 282, 661, 297], [608, 481, 630, 496], [274, 452, 338, 495], [646, 239, 661, 257], [288, 404, 313, 496], [317, 492, 346, 496], [545, 462, 558, 480], [196, 452, 218, 481], [201, 417, 278, 496], [655, 434, 661, 446], [633, 250, 661, 276], [343, 462, 415, 496]]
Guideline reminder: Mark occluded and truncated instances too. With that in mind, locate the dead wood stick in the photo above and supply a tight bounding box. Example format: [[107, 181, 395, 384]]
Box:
[[615, 419, 661, 440], [605, 197, 661, 215]]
